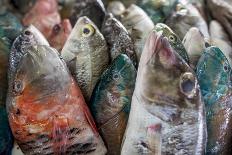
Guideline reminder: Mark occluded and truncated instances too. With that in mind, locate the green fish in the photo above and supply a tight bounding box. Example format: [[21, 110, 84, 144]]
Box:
[[0, 12, 23, 41], [196, 46, 232, 155], [90, 54, 136, 155], [154, 23, 189, 63]]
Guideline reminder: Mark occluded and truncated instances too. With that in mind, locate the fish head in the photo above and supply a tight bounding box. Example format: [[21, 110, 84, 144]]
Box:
[[139, 30, 199, 108], [196, 46, 232, 97]]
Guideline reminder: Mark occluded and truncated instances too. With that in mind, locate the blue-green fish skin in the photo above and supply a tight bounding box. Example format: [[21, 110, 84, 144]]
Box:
[[0, 12, 23, 41], [90, 54, 136, 155], [196, 46, 232, 155], [154, 23, 189, 63]]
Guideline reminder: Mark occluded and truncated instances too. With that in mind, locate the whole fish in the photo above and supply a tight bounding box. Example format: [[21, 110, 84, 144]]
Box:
[[121, 4, 154, 61], [209, 20, 232, 67], [0, 12, 23, 41], [107, 1, 125, 19], [0, 106, 13, 155], [101, 14, 137, 67], [7, 44, 107, 154], [121, 30, 206, 155], [69, 0, 106, 29], [137, 0, 177, 23], [61, 16, 109, 102], [154, 23, 189, 63], [23, 0, 61, 38], [207, 0, 232, 41], [182, 27, 206, 70], [11, 0, 36, 13], [165, 2, 209, 40], [90, 54, 136, 155], [48, 19, 72, 52], [196, 46, 232, 155]]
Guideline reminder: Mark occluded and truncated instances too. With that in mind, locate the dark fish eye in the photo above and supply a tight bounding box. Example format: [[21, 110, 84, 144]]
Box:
[[53, 24, 61, 34], [83, 28, 90, 35], [24, 30, 31, 36], [181, 79, 194, 93], [224, 65, 228, 71], [180, 72, 196, 98], [113, 72, 120, 80], [13, 80, 23, 95], [169, 35, 176, 42]]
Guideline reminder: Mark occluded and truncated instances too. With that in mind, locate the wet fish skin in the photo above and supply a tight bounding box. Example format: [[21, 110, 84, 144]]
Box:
[[61, 16, 109, 102], [101, 13, 137, 67], [90, 54, 136, 155], [154, 23, 189, 63], [0, 11, 23, 41], [121, 4, 154, 62], [22, 0, 61, 38], [182, 27, 206, 70], [121, 31, 206, 155], [196, 46, 232, 155], [48, 19, 72, 52], [7, 44, 107, 155], [165, 2, 209, 40], [69, 0, 106, 29]]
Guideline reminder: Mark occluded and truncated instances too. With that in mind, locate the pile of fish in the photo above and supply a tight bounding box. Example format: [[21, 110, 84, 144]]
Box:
[[0, 0, 232, 154]]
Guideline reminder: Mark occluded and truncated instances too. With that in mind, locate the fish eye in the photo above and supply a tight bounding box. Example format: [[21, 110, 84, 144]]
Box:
[[223, 63, 230, 72], [105, 19, 113, 26], [13, 80, 23, 95], [169, 35, 177, 42], [53, 24, 61, 34], [82, 24, 95, 37], [179, 72, 196, 98], [112, 72, 120, 81], [24, 30, 32, 36]]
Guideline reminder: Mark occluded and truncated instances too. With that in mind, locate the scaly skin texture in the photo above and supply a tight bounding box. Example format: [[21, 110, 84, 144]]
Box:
[[196, 46, 232, 155], [61, 16, 109, 102], [48, 19, 72, 52], [121, 31, 206, 155], [90, 54, 136, 155], [23, 0, 61, 38], [101, 14, 137, 67], [69, 0, 106, 29], [182, 27, 206, 70], [0, 12, 23, 41], [154, 23, 189, 64], [121, 4, 154, 62], [165, 2, 209, 40], [207, 0, 232, 41], [7, 45, 107, 155]]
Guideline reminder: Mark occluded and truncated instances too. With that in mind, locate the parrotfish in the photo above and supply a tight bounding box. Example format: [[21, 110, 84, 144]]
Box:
[[207, 0, 232, 41], [196, 46, 232, 155], [7, 44, 107, 154], [165, 2, 209, 40], [69, 0, 106, 29], [101, 14, 137, 67], [0, 11, 23, 41], [22, 0, 61, 38], [182, 27, 206, 70], [154, 23, 189, 63], [209, 20, 232, 67], [90, 54, 136, 155], [121, 30, 206, 155], [48, 19, 72, 52], [121, 4, 154, 61], [61, 16, 109, 102]]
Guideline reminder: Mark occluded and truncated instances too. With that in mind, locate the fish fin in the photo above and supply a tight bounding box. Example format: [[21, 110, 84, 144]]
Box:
[[147, 123, 162, 155], [83, 105, 98, 135]]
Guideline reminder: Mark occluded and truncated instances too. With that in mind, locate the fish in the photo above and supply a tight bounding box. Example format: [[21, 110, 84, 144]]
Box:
[[90, 54, 136, 155], [61, 16, 109, 102], [0, 106, 13, 155], [137, 0, 177, 23], [121, 30, 206, 155], [206, 0, 232, 41], [165, 2, 209, 40], [196, 46, 232, 155], [0, 11, 23, 41], [182, 27, 206, 70], [69, 0, 106, 29], [101, 13, 137, 67], [121, 4, 154, 61], [154, 23, 189, 63], [7, 44, 107, 154], [22, 0, 61, 38], [107, 1, 125, 19], [48, 19, 72, 52], [11, 0, 36, 13], [209, 20, 232, 67]]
